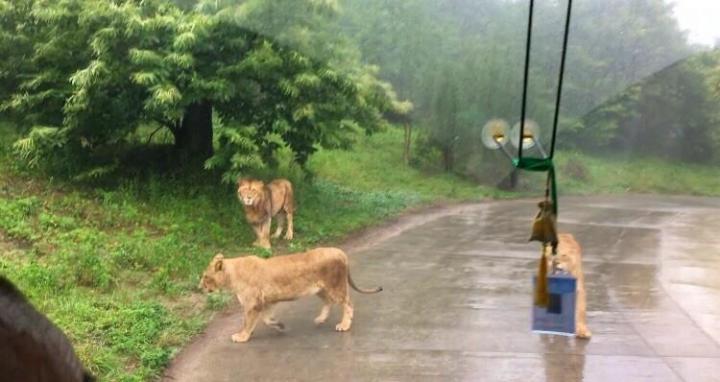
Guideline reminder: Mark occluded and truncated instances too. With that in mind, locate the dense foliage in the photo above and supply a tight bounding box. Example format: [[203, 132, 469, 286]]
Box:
[[574, 52, 720, 162], [339, 0, 720, 177], [2, 0, 719, 182], [0, 0, 409, 181]]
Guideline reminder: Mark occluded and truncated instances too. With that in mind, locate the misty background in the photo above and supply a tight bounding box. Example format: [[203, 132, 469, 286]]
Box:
[[200, 0, 720, 185], [3, 0, 720, 187], [336, 0, 720, 183]]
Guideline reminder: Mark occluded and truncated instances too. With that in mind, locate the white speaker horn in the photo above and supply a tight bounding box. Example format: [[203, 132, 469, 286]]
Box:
[[481, 119, 510, 149]]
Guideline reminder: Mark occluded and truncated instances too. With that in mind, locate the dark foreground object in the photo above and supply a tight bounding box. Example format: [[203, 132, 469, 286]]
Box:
[[0, 276, 94, 382]]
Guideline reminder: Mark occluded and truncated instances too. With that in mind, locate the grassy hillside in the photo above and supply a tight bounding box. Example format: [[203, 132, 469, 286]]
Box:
[[0, 126, 494, 381], [556, 151, 720, 196], [309, 130, 502, 199]]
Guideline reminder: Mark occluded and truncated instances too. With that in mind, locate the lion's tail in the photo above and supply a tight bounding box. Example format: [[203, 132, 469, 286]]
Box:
[[348, 271, 383, 294]]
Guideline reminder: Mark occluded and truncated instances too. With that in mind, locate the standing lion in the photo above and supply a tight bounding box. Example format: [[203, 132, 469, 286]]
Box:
[[198, 248, 382, 343], [545, 233, 592, 339], [237, 178, 295, 249]]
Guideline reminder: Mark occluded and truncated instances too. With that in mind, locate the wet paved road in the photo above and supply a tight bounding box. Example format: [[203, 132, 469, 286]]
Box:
[[164, 195, 720, 382]]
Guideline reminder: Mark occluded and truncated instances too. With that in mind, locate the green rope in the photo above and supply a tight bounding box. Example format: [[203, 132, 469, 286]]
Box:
[[513, 0, 572, 218], [512, 157, 557, 216]]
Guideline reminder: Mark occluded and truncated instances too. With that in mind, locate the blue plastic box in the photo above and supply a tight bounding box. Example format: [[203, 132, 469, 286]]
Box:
[[532, 273, 576, 336]]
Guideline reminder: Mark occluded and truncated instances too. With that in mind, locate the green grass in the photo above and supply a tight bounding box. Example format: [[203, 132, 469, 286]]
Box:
[[0, 126, 495, 381], [309, 129, 503, 200], [556, 150, 720, 196]]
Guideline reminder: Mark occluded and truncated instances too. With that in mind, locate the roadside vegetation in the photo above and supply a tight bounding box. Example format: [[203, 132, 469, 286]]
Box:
[[4, 123, 720, 381], [0, 122, 496, 381]]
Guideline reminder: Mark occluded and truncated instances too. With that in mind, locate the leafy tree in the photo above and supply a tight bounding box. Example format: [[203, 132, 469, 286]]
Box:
[[572, 52, 720, 163], [339, 0, 702, 178], [1, 0, 408, 181]]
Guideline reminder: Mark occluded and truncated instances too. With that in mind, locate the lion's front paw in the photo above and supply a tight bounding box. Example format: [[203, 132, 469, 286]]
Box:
[[252, 239, 272, 249], [284, 231, 293, 240], [314, 316, 327, 325], [576, 326, 592, 339], [256, 241, 271, 249], [335, 322, 351, 332], [231, 332, 251, 343]]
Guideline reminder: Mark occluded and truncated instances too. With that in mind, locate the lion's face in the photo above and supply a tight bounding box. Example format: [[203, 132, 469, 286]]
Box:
[[199, 254, 226, 293], [551, 251, 577, 273], [237, 179, 264, 206]]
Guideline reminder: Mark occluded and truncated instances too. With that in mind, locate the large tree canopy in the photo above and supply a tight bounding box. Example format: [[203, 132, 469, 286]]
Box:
[[0, 0, 409, 180]]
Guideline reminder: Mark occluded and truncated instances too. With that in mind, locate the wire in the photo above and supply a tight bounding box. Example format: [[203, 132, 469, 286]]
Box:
[[550, 0, 573, 158], [518, 0, 535, 160]]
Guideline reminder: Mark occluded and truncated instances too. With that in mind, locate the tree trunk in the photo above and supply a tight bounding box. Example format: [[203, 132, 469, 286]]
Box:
[[403, 123, 412, 165], [498, 168, 519, 190], [442, 146, 453, 172], [174, 100, 213, 162]]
